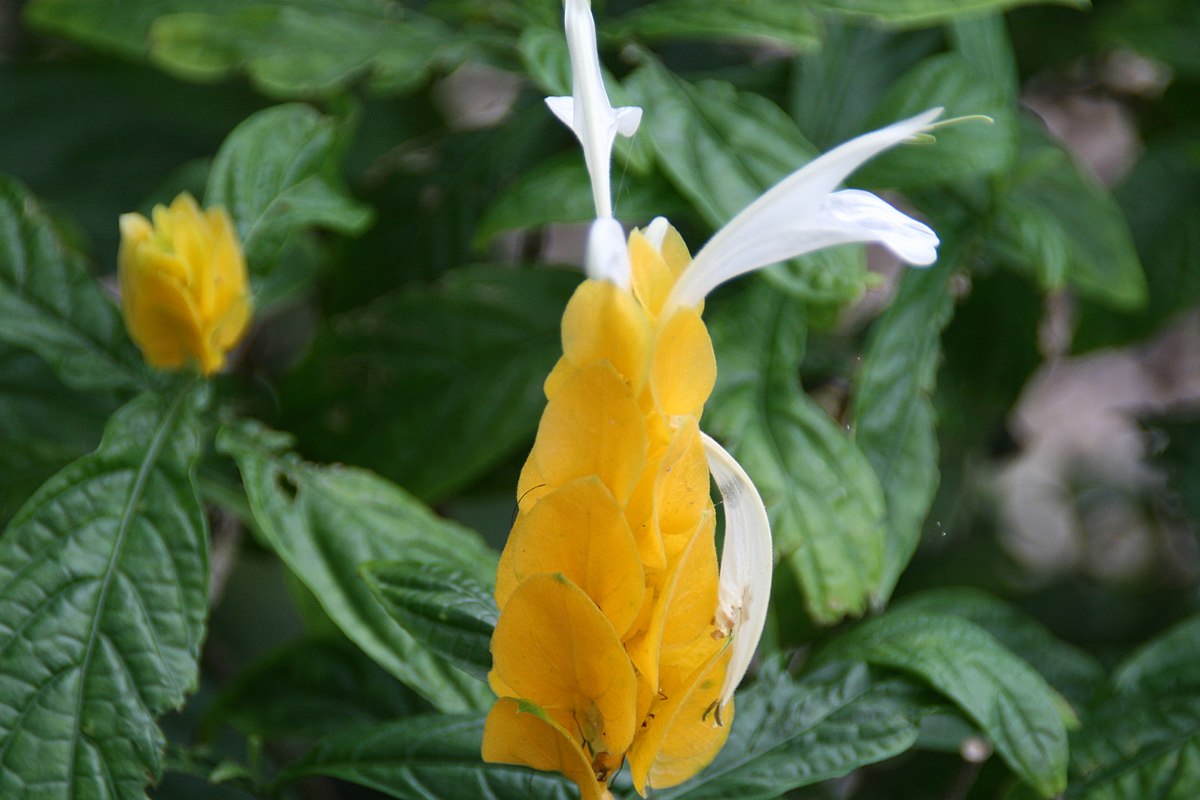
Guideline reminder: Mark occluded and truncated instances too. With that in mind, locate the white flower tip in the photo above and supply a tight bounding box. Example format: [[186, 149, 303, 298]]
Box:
[[585, 216, 631, 288], [615, 106, 642, 137], [823, 189, 940, 266], [701, 432, 772, 708]]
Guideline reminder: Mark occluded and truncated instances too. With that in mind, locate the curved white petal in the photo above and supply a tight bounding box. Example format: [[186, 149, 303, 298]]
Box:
[[585, 216, 632, 288], [819, 189, 939, 265], [548, 0, 642, 219], [665, 108, 943, 312], [701, 431, 772, 709]]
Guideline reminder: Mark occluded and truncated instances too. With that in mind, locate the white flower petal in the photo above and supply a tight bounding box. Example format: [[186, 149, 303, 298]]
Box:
[[820, 189, 939, 265], [701, 431, 772, 709], [550, 0, 642, 218], [643, 216, 671, 250], [665, 108, 943, 312], [585, 216, 632, 288]]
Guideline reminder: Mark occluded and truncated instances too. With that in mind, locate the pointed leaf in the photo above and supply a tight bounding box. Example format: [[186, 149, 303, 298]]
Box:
[[217, 419, 494, 713], [708, 281, 887, 624], [853, 260, 954, 602], [813, 0, 1088, 28], [362, 561, 498, 682], [818, 609, 1069, 797], [206, 103, 372, 310], [610, 0, 819, 51], [0, 387, 208, 799], [0, 176, 149, 391]]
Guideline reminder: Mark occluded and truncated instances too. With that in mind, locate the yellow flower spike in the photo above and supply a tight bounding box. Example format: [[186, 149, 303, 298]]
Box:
[[628, 228, 674, 320], [649, 308, 717, 419], [496, 477, 646, 637], [653, 418, 712, 544], [489, 573, 638, 761], [560, 280, 654, 394], [628, 645, 734, 794], [528, 360, 649, 505], [483, 698, 616, 800], [625, 511, 721, 724], [118, 192, 251, 376]]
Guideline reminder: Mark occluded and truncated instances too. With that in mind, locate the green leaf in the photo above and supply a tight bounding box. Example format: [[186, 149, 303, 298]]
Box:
[[895, 588, 1105, 713], [24, 0, 240, 58], [281, 714, 575, 800], [818, 609, 1069, 797], [0, 387, 209, 799], [0, 344, 119, 523], [625, 57, 870, 306], [202, 636, 422, 742], [362, 561, 498, 682], [988, 120, 1147, 310], [708, 281, 887, 624], [852, 261, 954, 602], [813, 0, 1088, 28], [1097, 0, 1200, 78], [217, 419, 495, 713], [1069, 613, 1200, 799], [610, 0, 819, 51], [0, 175, 149, 391], [856, 52, 1018, 187], [280, 266, 577, 503], [474, 154, 686, 247], [148, 2, 464, 98], [663, 662, 925, 799], [205, 103, 373, 311]]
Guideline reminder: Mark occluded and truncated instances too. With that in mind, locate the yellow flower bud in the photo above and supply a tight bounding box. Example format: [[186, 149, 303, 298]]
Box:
[[118, 192, 251, 376]]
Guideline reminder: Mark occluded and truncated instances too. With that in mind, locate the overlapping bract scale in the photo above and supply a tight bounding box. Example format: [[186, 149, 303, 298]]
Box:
[[486, 223, 732, 798]]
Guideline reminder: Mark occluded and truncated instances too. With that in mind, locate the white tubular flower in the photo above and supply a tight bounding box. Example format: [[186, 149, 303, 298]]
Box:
[[701, 432, 773, 709], [546, 0, 643, 220], [664, 108, 943, 314]]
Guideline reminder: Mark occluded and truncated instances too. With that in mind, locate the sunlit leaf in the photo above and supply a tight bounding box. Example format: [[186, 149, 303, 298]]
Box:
[[813, 0, 1088, 28]]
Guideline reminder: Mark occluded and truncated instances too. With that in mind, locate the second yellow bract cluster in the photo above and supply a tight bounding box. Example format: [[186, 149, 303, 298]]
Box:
[[118, 192, 251, 376], [483, 223, 731, 799]]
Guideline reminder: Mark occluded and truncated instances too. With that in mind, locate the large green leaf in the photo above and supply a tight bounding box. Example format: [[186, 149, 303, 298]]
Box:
[[988, 121, 1147, 310], [205, 103, 373, 310], [0, 176, 149, 392], [362, 561, 497, 682], [281, 714, 575, 800], [708, 281, 887, 624], [852, 261, 954, 602], [202, 636, 421, 742], [610, 0, 819, 51], [625, 58, 869, 306], [217, 419, 494, 713], [148, 2, 463, 98], [1069, 613, 1200, 799], [0, 387, 209, 799], [280, 266, 576, 503], [24, 0, 240, 58], [818, 609, 1069, 797], [664, 661, 925, 799], [813, 0, 1088, 28], [897, 588, 1105, 713]]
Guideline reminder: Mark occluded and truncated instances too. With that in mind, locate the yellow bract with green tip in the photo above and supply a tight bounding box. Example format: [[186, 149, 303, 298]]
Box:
[[483, 224, 731, 798], [118, 192, 251, 376]]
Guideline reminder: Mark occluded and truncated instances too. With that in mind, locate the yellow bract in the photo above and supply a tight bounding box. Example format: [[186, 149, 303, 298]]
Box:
[[486, 224, 732, 798], [118, 192, 251, 376]]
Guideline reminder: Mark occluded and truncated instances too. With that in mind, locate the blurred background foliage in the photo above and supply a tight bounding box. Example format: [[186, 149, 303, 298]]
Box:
[[0, 0, 1198, 798]]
